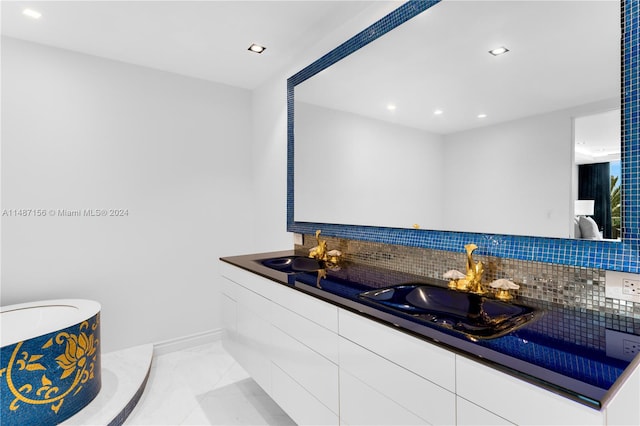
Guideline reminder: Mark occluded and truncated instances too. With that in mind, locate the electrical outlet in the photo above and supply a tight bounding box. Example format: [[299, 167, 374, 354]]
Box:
[[606, 329, 640, 361], [623, 278, 640, 296], [605, 271, 640, 303], [623, 339, 640, 357], [293, 233, 303, 246]]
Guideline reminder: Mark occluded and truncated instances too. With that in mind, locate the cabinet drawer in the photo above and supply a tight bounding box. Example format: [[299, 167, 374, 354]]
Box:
[[271, 326, 339, 414], [221, 293, 237, 333], [270, 300, 338, 363], [339, 337, 455, 425], [338, 308, 456, 392], [221, 293, 238, 360], [456, 355, 605, 425], [220, 261, 278, 300], [234, 282, 272, 319], [236, 304, 272, 392], [271, 281, 338, 332], [221, 294, 238, 340], [221, 261, 338, 332], [456, 396, 514, 425], [220, 275, 238, 300], [271, 363, 338, 426], [339, 369, 427, 426]]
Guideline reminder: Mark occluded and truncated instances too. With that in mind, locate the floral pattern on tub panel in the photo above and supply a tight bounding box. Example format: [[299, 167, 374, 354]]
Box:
[[0, 313, 101, 426]]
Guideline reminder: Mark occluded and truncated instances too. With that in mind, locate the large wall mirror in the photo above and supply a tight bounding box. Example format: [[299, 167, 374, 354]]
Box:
[[288, 0, 639, 273]]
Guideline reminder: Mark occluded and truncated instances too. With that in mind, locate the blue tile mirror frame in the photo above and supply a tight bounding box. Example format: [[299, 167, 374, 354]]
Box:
[[287, 0, 639, 274]]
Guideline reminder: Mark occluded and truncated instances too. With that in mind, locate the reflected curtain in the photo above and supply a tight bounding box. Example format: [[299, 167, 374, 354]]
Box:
[[578, 162, 612, 239]]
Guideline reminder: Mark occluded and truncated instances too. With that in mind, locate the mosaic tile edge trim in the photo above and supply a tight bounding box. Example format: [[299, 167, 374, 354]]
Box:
[[287, 0, 640, 274]]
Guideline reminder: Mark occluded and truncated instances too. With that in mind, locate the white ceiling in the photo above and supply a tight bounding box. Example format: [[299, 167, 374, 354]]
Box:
[[2, 0, 621, 159], [1, 1, 399, 90]]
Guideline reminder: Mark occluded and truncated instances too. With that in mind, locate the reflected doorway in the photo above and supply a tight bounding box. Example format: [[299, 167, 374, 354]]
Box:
[[574, 110, 621, 240]]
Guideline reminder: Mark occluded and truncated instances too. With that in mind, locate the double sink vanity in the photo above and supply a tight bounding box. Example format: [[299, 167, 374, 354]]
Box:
[[260, 251, 537, 341], [220, 250, 640, 425]]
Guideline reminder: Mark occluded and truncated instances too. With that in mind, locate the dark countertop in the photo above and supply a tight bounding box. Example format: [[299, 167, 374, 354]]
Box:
[[221, 250, 640, 410]]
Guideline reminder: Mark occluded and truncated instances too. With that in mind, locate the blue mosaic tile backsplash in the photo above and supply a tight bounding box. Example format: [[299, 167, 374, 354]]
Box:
[[287, 0, 640, 274]]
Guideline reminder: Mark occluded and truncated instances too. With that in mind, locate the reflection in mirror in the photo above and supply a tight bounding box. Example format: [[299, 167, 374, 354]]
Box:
[[574, 109, 621, 240], [294, 0, 620, 239]]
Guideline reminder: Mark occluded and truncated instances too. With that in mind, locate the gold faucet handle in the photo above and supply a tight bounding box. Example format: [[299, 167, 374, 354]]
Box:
[[327, 249, 342, 264], [489, 279, 520, 301], [443, 269, 465, 279], [443, 270, 466, 290], [309, 245, 320, 258]]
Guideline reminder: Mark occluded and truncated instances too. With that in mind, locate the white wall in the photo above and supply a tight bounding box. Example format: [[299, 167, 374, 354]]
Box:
[[1, 37, 255, 352], [295, 102, 444, 229], [249, 76, 291, 252], [442, 110, 573, 238]]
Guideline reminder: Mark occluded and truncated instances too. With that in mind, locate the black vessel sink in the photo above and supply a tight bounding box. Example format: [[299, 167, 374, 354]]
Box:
[[259, 256, 323, 273], [359, 284, 539, 339]]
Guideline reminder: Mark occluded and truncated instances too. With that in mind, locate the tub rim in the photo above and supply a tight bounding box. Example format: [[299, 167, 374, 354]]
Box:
[[1, 298, 101, 348]]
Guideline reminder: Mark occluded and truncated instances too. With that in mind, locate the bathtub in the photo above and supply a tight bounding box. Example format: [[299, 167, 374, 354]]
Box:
[[1, 299, 101, 425]]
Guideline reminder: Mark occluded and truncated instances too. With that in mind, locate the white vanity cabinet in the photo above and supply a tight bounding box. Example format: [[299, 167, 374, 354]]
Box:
[[338, 308, 595, 426], [220, 260, 639, 425], [268, 288, 340, 424], [339, 369, 428, 426], [221, 261, 460, 425], [338, 309, 457, 425], [455, 356, 605, 426], [221, 269, 273, 392], [220, 262, 339, 425]]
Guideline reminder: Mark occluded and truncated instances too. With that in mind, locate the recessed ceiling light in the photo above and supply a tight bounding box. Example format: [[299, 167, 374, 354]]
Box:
[[489, 46, 509, 56], [248, 43, 266, 54], [22, 8, 42, 19], [434, 109, 443, 115], [477, 113, 487, 119], [387, 104, 397, 111]]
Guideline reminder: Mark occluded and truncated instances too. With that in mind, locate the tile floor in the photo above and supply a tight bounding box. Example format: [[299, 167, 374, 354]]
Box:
[[125, 341, 295, 425]]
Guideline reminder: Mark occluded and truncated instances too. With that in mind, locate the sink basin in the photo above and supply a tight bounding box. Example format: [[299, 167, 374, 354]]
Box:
[[259, 256, 323, 273], [359, 284, 539, 339]]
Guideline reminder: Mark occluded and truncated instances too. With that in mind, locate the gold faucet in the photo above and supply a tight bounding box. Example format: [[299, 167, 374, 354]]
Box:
[[308, 230, 342, 266], [308, 230, 328, 261], [449, 244, 486, 294]]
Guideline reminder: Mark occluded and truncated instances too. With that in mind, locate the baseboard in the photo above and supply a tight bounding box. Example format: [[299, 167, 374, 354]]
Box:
[[153, 328, 222, 356]]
